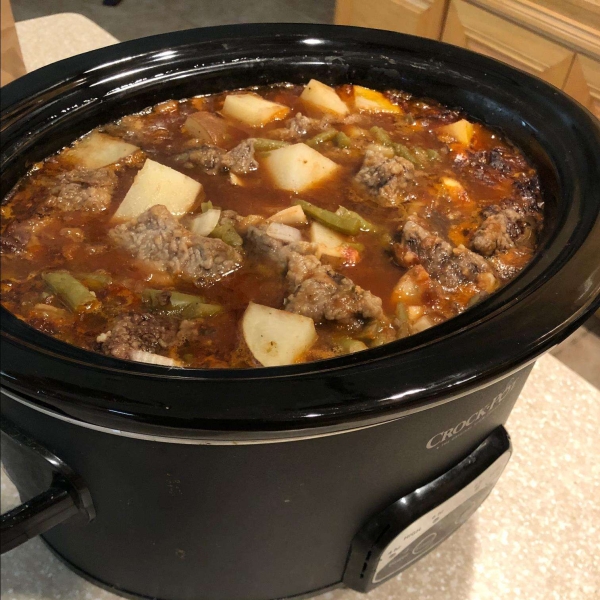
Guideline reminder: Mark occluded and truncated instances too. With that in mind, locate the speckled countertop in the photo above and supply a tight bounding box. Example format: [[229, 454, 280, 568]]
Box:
[[1, 14, 599, 600]]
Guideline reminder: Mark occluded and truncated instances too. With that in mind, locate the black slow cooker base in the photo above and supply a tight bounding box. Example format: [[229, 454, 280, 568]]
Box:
[[42, 539, 344, 600]]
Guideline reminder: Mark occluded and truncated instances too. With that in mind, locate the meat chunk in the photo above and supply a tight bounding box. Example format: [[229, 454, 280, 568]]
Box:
[[187, 145, 227, 175], [220, 139, 258, 175], [285, 252, 384, 323], [246, 223, 384, 323], [97, 312, 178, 360], [396, 218, 494, 290], [45, 167, 117, 212], [285, 113, 313, 139], [1, 216, 50, 253], [109, 205, 242, 285], [355, 147, 414, 207], [246, 224, 316, 268], [270, 113, 327, 141], [471, 207, 530, 256], [186, 140, 257, 175], [269, 113, 343, 141]]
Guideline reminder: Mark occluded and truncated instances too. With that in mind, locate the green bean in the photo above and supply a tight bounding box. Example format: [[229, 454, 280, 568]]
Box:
[[142, 288, 172, 308], [73, 271, 112, 291], [335, 206, 378, 233], [210, 223, 243, 247], [335, 131, 353, 149], [379, 232, 393, 249], [370, 126, 393, 147], [180, 302, 222, 319], [306, 129, 338, 148], [169, 291, 208, 308], [337, 337, 368, 355], [252, 138, 290, 152], [345, 242, 365, 252], [142, 289, 221, 319], [295, 200, 361, 235], [426, 148, 440, 161], [42, 271, 98, 312], [392, 142, 419, 165], [411, 146, 430, 166]]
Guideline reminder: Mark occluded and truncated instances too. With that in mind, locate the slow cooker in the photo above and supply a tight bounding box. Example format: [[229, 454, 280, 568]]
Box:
[[1, 24, 599, 600]]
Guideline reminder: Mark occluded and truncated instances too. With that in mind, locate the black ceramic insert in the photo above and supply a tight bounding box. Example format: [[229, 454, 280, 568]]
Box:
[[1, 24, 599, 440]]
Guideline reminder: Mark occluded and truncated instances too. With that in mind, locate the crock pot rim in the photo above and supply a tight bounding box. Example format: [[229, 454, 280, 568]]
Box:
[[1, 24, 599, 434]]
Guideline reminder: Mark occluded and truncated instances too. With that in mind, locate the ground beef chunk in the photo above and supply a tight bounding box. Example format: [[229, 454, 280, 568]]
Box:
[[471, 207, 530, 256], [44, 167, 117, 212], [97, 312, 178, 360], [186, 140, 257, 175], [246, 224, 286, 262], [187, 145, 227, 174], [396, 218, 493, 290], [219, 209, 243, 228], [270, 113, 340, 141], [453, 146, 533, 187], [355, 148, 415, 207], [109, 205, 242, 285], [1, 217, 49, 253], [246, 224, 384, 323], [512, 176, 543, 212], [221, 139, 258, 175], [245, 224, 317, 268], [286, 113, 314, 139], [285, 252, 384, 323]]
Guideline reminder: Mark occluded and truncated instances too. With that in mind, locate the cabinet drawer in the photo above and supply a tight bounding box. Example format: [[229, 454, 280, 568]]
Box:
[[442, 0, 575, 88], [564, 54, 600, 120], [335, 0, 447, 40]]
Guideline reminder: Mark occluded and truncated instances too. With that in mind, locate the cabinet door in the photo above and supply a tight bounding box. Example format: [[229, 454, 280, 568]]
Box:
[[564, 54, 600, 120], [442, 0, 575, 88], [335, 0, 448, 40]]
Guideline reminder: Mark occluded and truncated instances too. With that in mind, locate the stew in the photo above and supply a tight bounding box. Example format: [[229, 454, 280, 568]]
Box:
[[0, 80, 543, 368]]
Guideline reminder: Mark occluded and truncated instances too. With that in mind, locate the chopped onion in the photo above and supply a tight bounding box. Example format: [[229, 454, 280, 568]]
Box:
[[130, 350, 181, 367], [266, 222, 302, 243], [229, 173, 244, 186], [407, 305, 424, 321], [412, 315, 434, 333], [189, 209, 221, 237]]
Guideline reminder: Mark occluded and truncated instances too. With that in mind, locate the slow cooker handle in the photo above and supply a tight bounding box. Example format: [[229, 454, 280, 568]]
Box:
[[0, 418, 95, 554]]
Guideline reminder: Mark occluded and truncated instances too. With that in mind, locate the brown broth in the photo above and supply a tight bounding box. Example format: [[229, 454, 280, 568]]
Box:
[[0, 83, 543, 368]]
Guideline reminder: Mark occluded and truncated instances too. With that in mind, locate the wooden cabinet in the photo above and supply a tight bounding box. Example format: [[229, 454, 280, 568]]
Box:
[[564, 54, 600, 119], [442, 0, 574, 88], [334, 0, 600, 118], [334, 0, 448, 40]]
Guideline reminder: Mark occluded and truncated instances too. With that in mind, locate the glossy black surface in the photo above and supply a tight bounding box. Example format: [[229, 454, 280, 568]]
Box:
[[344, 426, 511, 591], [1, 24, 599, 437], [1, 372, 526, 599], [0, 418, 95, 554]]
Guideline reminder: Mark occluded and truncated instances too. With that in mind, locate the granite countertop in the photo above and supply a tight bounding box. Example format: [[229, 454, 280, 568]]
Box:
[[2, 14, 599, 600]]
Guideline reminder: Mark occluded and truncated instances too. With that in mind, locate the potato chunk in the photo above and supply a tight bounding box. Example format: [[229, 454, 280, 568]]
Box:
[[437, 119, 474, 145], [300, 79, 349, 116], [113, 159, 202, 220], [242, 302, 317, 367], [67, 132, 138, 169], [267, 205, 308, 225], [310, 221, 346, 257], [353, 86, 401, 113], [263, 143, 339, 193], [221, 94, 290, 127]]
